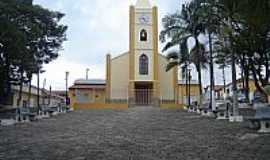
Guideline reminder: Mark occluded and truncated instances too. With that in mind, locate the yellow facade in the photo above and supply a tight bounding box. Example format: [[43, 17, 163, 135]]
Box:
[[178, 84, 200, 105], [69, 89, 106, 107], [219, 79, 257, 97], [237, 80, 257, 93]]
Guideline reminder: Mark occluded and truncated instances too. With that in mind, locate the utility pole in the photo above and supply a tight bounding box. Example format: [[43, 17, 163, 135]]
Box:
[[65, 71, 69, 107]]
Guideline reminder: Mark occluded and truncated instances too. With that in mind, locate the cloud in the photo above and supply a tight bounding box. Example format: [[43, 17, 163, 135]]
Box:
[[32, 0, 188, 90], [32, 57, 105, 91]]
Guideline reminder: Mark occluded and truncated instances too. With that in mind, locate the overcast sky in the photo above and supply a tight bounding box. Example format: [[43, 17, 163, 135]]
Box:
[[33, 0, 233, 90]]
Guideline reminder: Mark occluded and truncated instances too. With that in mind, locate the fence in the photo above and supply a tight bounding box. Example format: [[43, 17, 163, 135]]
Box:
[[129, 89, 162, 106]]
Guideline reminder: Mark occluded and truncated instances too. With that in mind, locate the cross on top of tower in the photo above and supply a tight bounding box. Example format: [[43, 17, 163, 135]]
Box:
[[135, 0, 152, 8]]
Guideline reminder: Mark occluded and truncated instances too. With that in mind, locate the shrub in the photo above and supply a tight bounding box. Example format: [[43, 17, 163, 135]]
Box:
[[264, 85, 270, 96]]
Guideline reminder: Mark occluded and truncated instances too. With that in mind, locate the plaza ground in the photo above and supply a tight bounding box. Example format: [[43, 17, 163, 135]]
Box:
[[0, 107, 270, 160]]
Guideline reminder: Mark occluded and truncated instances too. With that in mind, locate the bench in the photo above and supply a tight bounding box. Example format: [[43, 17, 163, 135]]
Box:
[[215, 102, 229, 120], [58, 105, 68, 113], [0, 109, 17, 120], [201, 107, 214, 116], [47, 106, 59, 116], [188, 104, 197, 113], [249, 106, 270, 133], [0, 109, 17, 126], [40, 106, 62, 117], [39, 106, 51, 118], [199, 102, 214, 116], [17, 107, 37, 122]]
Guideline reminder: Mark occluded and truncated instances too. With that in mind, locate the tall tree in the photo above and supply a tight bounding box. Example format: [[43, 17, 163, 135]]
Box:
[[160, 2, 207, 107], [0, 0, 67, 106]]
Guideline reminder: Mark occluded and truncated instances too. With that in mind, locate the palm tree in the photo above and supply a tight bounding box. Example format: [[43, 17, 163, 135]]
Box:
[[160, 2, 207, 107], [215, 0, 249, 117], [196, 0, 224, 111]]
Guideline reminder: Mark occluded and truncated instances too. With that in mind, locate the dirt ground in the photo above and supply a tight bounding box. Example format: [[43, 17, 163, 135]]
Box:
[[0, 107, 270, 160]]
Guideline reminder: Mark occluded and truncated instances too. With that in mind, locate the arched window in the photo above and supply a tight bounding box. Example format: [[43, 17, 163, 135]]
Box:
[[139, 54, 148, 75], [140, 29, 147, 41]]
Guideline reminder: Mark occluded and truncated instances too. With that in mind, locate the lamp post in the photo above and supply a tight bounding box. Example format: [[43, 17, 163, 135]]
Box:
[[188, 68, 192, 107], [185, 65, 189, 106], [37, 68, 40, 113], [65, 71, 69, 107], [86, 68, 90, 80]]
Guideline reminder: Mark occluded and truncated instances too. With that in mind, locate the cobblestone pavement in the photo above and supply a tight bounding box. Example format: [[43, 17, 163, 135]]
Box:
[[0, 107, 270, 160]]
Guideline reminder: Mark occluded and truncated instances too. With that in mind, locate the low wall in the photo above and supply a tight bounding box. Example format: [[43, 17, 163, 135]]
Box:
[[160, 103, 185, 109], [73, 103, 128, 110], [73, 103, 184, 110]]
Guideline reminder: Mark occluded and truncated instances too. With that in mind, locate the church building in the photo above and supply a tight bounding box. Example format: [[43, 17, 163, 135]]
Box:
[[69, 0, 200, 108]]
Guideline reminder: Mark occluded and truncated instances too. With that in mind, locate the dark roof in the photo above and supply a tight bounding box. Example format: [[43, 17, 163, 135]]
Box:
[[69, 85, 106, 90], [74, 79, 106, 85]]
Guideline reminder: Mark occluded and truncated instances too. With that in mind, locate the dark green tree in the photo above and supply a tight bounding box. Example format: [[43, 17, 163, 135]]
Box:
[[0, 0, 67, 107]]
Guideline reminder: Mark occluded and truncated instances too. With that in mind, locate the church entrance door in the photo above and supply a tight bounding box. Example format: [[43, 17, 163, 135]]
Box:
[[134, 82, 153, 106]]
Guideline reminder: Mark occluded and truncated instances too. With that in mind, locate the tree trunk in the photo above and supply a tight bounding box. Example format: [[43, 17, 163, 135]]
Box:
[[231, 52, 239, 116], [185, 64, 189, 106], [241, 68, 245, 90], [28, 77, 32, 107], [264, 51, 270, 83], [243, 62, 250, 102], [197, 65, 203, 107], [17, 68, 24, 107], [222, 67, 226, 99], [195, 38, 203, 107], [250, 58, 267, 98], [37, 70, 40, 114], [208, 32, 216, 111]]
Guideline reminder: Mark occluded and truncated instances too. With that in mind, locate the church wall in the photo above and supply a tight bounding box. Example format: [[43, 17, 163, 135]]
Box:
[[110, 53, 129, 101], [159, 55, 175, 101]]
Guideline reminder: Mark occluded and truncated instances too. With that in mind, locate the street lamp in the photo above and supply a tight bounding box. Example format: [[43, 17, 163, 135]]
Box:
[[86, 68, 90, 80], [188, 68, 192, 107], [65, 71, 69, 107]]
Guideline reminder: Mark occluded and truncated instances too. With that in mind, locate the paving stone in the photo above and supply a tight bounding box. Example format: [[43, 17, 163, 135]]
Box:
[[0, 107, 269, 160]]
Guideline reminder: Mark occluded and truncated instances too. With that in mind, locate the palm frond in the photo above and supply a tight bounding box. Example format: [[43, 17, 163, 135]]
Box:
[[166, 61, 179, 72], [166, 51, 179, 60], [162, 34, 191, 52]]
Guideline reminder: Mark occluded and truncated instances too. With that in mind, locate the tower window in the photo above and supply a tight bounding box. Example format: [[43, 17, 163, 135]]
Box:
[[139, 54, 148, 75], [140, 29, 147, 41]]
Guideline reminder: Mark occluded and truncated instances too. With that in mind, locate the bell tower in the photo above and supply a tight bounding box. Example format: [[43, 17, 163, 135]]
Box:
[[129, 0, 160, 106]]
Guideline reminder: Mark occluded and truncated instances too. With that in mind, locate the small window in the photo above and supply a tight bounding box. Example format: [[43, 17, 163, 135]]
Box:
[[140, 29, 147, 41], [139, 54, 148, 75]]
